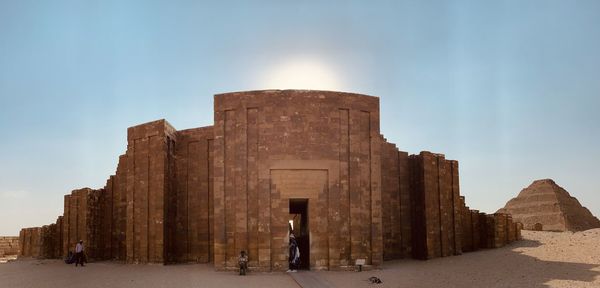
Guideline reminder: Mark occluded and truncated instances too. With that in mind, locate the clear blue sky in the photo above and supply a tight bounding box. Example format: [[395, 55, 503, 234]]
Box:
[[1, 0, 599, 235]]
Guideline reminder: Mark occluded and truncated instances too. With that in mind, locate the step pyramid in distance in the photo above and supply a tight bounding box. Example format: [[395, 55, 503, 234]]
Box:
[[498, 179, 600, 232]]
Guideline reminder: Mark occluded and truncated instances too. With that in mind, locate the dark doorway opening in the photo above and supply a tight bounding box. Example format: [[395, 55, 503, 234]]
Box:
[[289, 199, 310, 270]]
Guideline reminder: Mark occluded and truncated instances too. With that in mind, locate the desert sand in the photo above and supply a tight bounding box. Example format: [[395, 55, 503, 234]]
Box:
[[1, 230, 599, 288]]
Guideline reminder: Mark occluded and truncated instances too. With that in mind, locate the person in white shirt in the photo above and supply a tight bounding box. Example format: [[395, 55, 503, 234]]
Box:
[[75, 240, 85, 267]]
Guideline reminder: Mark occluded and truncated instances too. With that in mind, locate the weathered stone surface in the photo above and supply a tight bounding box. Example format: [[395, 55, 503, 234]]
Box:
[[125, 120, 176, 263], [19, 90, 516, 268], [471, 210, 481, 251], [494, 213, 508, 248], [213, 90, 381, 271], [59, 188, 104, 260], [19, 227, 41, 258], [170, 126, 214, 263], [408, 152, 462, 259], [0, 236, 19, 257], [478, 213, 490, 249], [498, 179, 600, 232]]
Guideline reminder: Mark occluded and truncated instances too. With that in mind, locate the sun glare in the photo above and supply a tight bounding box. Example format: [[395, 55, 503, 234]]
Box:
[[261, 58, 342, 91]]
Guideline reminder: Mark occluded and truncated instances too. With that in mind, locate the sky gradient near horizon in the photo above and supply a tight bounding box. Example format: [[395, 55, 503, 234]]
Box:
[[1, 0, 600, 235]]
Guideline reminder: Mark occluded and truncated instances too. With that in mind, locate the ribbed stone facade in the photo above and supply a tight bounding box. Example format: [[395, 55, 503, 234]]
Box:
[[19, 90, 520, 269]]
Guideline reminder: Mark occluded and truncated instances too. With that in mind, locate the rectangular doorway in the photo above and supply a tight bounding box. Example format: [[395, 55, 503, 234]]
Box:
[[289, 198, 310, 270]]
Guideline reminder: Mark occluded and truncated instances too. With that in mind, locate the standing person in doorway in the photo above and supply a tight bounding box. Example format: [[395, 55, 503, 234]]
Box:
[[75, 240, 85, 267], [287, 233, 299, 272]]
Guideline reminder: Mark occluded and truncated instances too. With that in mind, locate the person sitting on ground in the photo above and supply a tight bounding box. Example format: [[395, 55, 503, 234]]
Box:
[[238, 250, 248, 275], [65, 251, 74, 264], [75, 240, 85, 267]]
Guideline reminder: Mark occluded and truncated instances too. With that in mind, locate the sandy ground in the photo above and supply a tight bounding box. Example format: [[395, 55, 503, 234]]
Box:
[[321, 229, 600, 288], [1, 229, 599, 288]]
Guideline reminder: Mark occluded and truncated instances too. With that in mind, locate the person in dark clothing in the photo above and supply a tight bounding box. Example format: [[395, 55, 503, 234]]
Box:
[[74, 240, 85, 267], [287, 233, 299, 272], [238, 250, 248, 275]]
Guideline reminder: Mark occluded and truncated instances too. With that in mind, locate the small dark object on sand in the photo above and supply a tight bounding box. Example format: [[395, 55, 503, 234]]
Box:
[[368, 276, 382, 284]]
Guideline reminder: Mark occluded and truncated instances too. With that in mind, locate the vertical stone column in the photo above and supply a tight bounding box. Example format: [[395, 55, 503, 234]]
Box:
[[125, 120, 175, 263], [409, 152, 459, 260], [506, 216, 516, 243], [461, 200, 473, 252], [62, 194, 71, 256], [470, 210, 480, 251], [114, 155, 128, 261], [516, 222, 523, 240], [478, 212, 488, 249], [338, 108, 351, 266], [56, 216, 63, 257], [172, 127, 213, 263], [438, 157, 454, 257], [101, 178, 114, 260], [486, 215, 496, 248], [18, 229, 25, 257], [494, 213, 507, 248], [450, 160, 462, 255], [381, 141, 400, 260], [398, 151, 412, 258]]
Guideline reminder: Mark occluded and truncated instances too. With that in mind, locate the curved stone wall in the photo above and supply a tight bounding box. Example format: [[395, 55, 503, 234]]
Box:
[[213, 90, 382, 270]]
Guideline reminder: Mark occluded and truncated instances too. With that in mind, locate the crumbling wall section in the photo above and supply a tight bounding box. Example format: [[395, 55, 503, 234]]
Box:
[[18, 227, 41, 258], [40, 224, 59, 259], [0, 236, 19, 257]]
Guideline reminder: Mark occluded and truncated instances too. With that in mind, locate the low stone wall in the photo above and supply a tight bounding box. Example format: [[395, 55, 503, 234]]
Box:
[[0, 236, 20, 256]]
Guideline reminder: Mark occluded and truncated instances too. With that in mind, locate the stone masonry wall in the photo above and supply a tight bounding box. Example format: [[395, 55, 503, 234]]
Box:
[[19, 227, 41, 258], [125, 119, 176, 263], [170, 127, 214, 263], [408, 152, 462, 260], [380, 141, 412, 260], [213, 90, 381, 271], [59, 188, 103, 260], [0, 236, 19, 257], [381, 149, 522, 261], [19, 90, 522, 267]]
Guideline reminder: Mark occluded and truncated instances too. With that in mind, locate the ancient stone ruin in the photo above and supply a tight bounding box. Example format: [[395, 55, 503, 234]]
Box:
[[0, 236, 20, 258], [19, 90, 521, 270], [498, 179, 600, 232]]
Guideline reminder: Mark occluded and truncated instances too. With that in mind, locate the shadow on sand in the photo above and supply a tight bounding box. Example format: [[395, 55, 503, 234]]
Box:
[[495, 239, 600, 287], [371, 238, 600, 288]]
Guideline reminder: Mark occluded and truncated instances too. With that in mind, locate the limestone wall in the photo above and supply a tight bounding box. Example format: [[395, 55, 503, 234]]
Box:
[[19, 227, 41, 258], [169, 126, 214, 263], [19, 90, 523, 268], [109, 155, 128, 260], [124, 120, 176, 263], [213, 90, 381, 271], [59, 188, 104, 260], [408, 152, 462, 259], [380, 142, 411, 260], [0, 236, 19, 257], [381, 150, 522, 260]]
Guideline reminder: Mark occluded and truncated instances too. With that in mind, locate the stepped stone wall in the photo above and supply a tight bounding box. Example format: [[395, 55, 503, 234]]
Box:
[[19, 90, 521, 269]]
